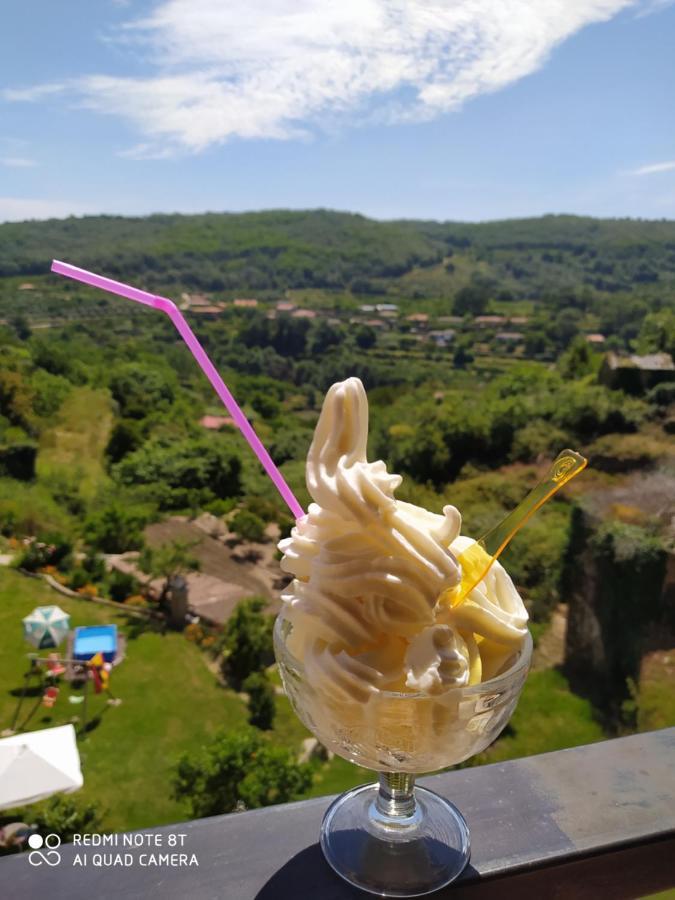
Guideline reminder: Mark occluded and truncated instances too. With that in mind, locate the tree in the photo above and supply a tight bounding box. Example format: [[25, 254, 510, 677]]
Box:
[[386, 412, 451, 486], [355, 325, 376, 350], [0, 370, 33, 430], [229, 509, 266, 543], [557, 336, 598, 379], [85, 504, 145, 553], [552, 308, 582, 350], [308, 319, 342, 354], [452, 344, 473, 369], [82, 549, 107, 582], [109, 363, 176, 419], [139, 539, 200, 604], [172, 729, 311, 818], [0, 441, 37, 480], [270, 428, 310, 465], [454, 284, 489, 316], [271, 315, 310, 357], [240, 312, 271, 349], [249, 391, 280, 420], [636, 309, 675, 357], [29, 369, 71, 418], [10, 314, 31, 341], [524, 329, 553, 357], [113, 438, 242, 510], [105, 420, 143, 465], [243, 671, 276, 729], [221, 597, 274, 687], [30, 337, 84, 382], [552, 382, 646, 438]]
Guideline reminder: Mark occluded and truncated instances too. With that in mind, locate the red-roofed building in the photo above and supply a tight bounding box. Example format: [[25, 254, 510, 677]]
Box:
[[292, 309, 317, 319], [233, 298, 258, 308], [276, 301, 296, 312], [200, 415, 235, 430], [586, 333, 606, 345]]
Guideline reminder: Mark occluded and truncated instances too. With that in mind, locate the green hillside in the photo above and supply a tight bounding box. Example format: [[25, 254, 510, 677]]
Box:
[[1, 210, 674, 302]]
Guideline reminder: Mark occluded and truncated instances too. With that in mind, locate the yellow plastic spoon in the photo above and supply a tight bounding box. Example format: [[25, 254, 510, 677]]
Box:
[[443, 449, 587, 608]]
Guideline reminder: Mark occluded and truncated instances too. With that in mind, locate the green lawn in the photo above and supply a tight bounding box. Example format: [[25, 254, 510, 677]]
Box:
[[469, 668, 605, 767], [0, 570, 374, 827], [1, 570, 617, 830], [269, 655, 607, 793], [308, 668, 607, 793], [306, 755, 370, 797], [0, 570, 247, 831], [269, 690, 311, 748], [268, 670, 371, 796]]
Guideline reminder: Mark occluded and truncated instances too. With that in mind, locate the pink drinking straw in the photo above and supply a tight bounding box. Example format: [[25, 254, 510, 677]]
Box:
[[51, 260, 306, 521]]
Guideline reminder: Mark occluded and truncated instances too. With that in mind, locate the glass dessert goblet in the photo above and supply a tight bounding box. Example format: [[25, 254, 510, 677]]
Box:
[[274, 616, 533, 897]]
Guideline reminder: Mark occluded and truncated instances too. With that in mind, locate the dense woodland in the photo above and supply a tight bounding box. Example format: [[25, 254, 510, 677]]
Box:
[[0, 210, 673, 829], [1, 210, 675, 297]]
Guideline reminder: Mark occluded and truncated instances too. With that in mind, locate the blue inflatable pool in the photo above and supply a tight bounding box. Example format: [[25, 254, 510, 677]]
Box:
[[73, 625, 118, 663]]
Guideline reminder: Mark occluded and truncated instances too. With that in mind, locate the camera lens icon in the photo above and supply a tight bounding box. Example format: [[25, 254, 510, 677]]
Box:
[[27, 832, 61, 862]]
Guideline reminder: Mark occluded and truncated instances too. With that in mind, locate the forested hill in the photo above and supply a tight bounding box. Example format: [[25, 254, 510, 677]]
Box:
[[1, 209, 674, 300]]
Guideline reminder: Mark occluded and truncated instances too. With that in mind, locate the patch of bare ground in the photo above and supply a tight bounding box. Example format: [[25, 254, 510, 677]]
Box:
[[111, 515, 290, 626], [532, 603, 568, 671]]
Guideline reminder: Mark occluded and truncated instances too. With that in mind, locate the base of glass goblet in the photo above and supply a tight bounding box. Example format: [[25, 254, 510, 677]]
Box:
[[320, 782, 470, 897]]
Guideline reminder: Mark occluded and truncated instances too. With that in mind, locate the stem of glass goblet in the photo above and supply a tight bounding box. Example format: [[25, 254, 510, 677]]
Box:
[[375, 772, 417, 820]]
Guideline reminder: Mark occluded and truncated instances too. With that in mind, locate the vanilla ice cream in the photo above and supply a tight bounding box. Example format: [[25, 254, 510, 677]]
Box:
[[277, 377, 530, 770]]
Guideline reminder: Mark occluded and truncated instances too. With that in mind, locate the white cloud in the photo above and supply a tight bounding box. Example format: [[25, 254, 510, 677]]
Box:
[[0, 198, 93, 223], [2, 82, 67, 102], [116, 142, 178, 160], [634, 0, 675, 16], [4, 1, 643, 153], [0, 157, 37, 168], [629, 159, 675, 175]]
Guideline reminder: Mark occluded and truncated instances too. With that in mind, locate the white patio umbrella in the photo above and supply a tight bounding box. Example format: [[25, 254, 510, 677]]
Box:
[[22, 605, 70, 649], [0, 725, 83, 810]]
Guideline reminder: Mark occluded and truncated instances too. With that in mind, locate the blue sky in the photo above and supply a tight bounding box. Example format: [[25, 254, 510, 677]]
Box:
[[1, 0, 674, 223]]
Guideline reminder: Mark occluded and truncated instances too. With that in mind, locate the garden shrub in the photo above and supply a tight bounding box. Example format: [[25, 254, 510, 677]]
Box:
[[108, 569, 139, 603], [173, 729, 310, 818], [243, 671, 276, 730], [230, 509, 266, 543]]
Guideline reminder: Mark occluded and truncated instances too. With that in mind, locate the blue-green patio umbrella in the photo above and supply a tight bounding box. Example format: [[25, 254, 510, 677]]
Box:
[[22, 606, 71, 650]]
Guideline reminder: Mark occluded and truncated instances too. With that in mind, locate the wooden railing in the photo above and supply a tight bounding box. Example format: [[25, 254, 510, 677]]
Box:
[[3, 728, 674, 899]]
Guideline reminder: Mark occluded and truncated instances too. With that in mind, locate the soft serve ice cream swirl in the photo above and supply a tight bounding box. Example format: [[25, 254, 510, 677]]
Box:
[[278, 378, 528, 767]]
